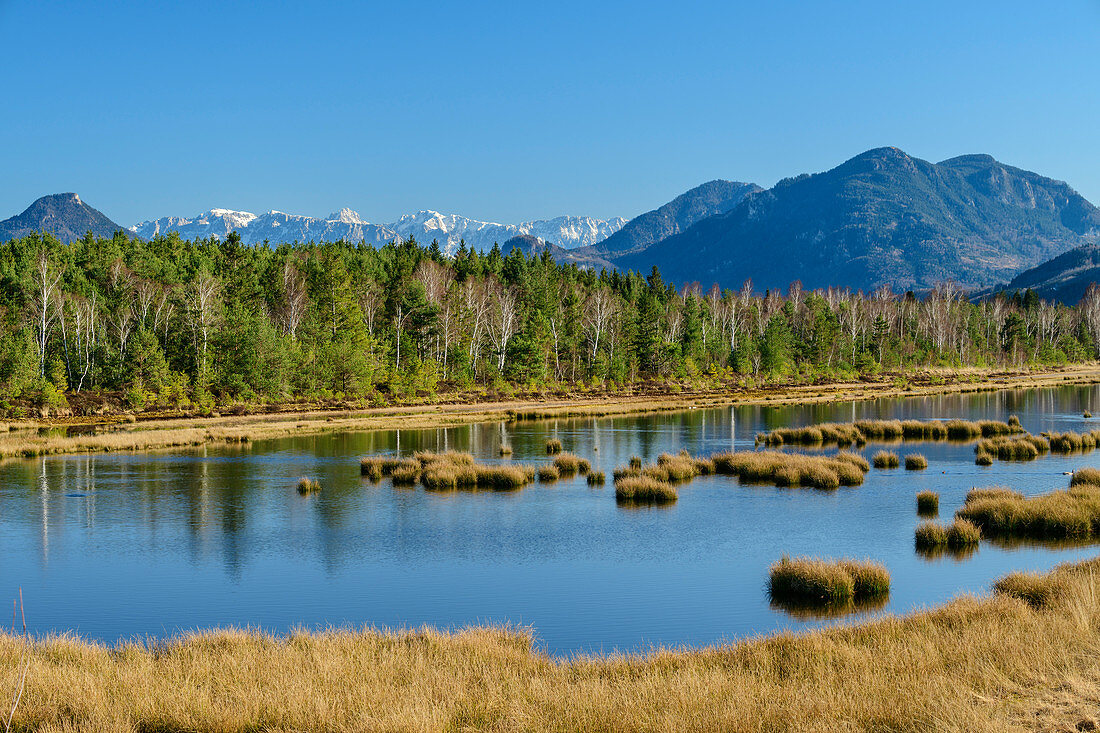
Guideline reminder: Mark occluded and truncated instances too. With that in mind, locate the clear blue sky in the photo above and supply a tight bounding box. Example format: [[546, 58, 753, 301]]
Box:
[[1, 0, 1097, 227]]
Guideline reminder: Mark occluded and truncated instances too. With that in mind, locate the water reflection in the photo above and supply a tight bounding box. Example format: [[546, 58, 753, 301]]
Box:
[[3, 383, 1100, 654]]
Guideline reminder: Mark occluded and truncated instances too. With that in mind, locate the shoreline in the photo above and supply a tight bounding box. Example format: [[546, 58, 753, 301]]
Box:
[[3, 556, 1099, 730], [3, 363, 1100, 460]]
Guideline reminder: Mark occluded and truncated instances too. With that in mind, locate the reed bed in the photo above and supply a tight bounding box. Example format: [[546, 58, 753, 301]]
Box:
[[296, 477, 321, 495], [917, 490, 939, 514], [363, 451, 536, 491], [1046, 430, 1100, 453], [872, 450, 900, 469], [1070, 468, 1100, 487], [711, 450, 868, 489], [756, 418, 1022, 448], [552, 453, 591, 475], [975, 452, 993, 466], [538, 465, 560, 482], [614, 476, 678, 504], [974, 435, 1049, 461], [956, 483, 1100, 539], [768, 556, 889, 605], [914, 519, 981, 549], [586, 471, 605, 486], [545, 438, 563, 454], [904, 453, 927, 470], [8, 558, 1100, 730]]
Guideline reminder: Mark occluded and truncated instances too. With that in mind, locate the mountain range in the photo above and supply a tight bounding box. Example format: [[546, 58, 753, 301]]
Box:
[[4, 146, 1099, 299], [131, 208, 626, 254], [609, 148, 1100, 293]]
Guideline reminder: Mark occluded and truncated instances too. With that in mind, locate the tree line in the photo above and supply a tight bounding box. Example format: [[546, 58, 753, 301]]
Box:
[[0, 230, 1097, 414]]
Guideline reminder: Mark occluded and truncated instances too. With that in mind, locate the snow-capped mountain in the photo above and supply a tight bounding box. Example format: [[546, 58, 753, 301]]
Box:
[[131, 207, 626, 253], [132, 208, 396, 247]]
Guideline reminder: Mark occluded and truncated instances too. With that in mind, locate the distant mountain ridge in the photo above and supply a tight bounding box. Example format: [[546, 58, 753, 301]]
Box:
[[1000, 243, 1100, 303], [0, 193, 132, 243], [132, 207, 626, 254], [576, 180, 761, 259], [615, 147, 1100, 292]]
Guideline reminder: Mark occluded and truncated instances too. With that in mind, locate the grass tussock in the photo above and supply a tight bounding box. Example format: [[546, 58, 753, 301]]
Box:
[[1045, 430, 1100, 453], [904, 453, 928, 470], [914, 519, 981, 550], [1071, 468, 1100, 487], [975, 451, 993, 466], [917, 490, 939, 514], [975, 435, 1049, 461], [9, 559, 1100, 730], [498, 445, 513, 456], [296, 477, 322, 494], [872, 450, 900, 469], [538, 465, 560, 482], [552, 453, 591, 475], [712, 450, 869, 490], [586, 471, 605, 486], [757, 418, 1021, 448], [614, 476, 678, 504], [957, 482, 1100, 540], [365, 450, 535, 491], [768, 556, 889, 605], [545, 438, 563, 454], [994, 571, 1071, 609]]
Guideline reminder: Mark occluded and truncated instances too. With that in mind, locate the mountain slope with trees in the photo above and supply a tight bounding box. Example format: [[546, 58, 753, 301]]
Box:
[[616, 148, 1100, 292], [0, 193, 134, 243]]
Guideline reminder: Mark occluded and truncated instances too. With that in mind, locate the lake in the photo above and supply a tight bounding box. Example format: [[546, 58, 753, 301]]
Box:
[[3, 385, 1099, 655]]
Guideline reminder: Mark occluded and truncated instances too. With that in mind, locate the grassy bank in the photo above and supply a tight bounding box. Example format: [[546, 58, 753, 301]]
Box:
[[3, 363, 1100, 461], [4, 558, 1100, 731]]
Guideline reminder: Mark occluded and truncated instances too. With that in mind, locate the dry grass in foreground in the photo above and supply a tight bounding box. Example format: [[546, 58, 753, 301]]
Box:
[[5, 559, 1100, 731]]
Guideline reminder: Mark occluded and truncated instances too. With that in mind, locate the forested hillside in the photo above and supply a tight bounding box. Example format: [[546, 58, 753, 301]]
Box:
[[0, 230, 1096, 416]]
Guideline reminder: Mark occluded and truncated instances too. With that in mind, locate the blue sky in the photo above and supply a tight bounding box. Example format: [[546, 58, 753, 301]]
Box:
[[1, 0, 1097, 226]]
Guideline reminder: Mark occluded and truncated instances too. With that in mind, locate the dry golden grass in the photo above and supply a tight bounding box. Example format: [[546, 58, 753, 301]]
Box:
[[957, 483, 1100, 540], [7, 558, 1100, 731], [712, 450, 868, 489]]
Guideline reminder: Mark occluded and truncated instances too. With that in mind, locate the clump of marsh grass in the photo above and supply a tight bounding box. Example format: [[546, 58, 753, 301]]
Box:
[[974, 435, 1049, 461], [296, 477, 322, 495], [1045, 430, 1100, 453], [917, 490, 939, 515], [768, 556, 889, 605], [993, 571, 1070, 609], [499, 445, 513, 456], [1070, 468, 1100, 486], [629, 456, 642, 469], [712, 450, 869, 489], [759, 422, 864, 447], [552, 453, 590, 475], [1086, 411, 1093, 419], [975, 452, 993, 466], [615, 476, 678, 504], [1008, 415, 1021, 429], [378, 450, 535, 492], [872, 450, 900, 469], [834, 452, 870, 472], [390, 461, 421, 485], [586, 471, 606, 486], [914, 519, 980, 550], [904, 454, 927, 471], [545, 438, 563, 454], [360, 456, 408, 480], [538, 465, 560, 483], [956, 483, 1100, 540]]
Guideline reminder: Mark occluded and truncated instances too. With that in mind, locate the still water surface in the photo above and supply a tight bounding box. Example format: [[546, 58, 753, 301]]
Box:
[[3, 386, 1100, 654]]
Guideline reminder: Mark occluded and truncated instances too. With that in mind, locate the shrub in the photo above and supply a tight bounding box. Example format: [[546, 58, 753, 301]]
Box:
[[904, 454, 928, 471], [872, 451, 900, 469], [917, 490, 939, 514], [615, 476, 678, 504]]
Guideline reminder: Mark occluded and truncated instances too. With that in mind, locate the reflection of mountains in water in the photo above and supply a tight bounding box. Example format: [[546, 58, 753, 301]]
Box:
[[769, 595, 889, 621]]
